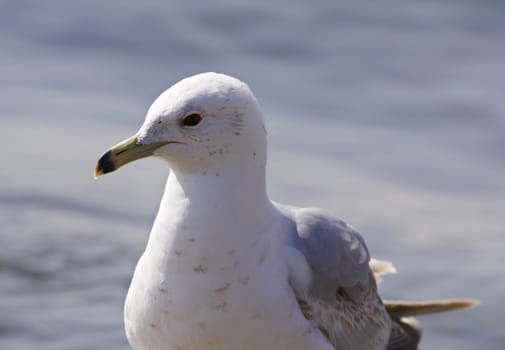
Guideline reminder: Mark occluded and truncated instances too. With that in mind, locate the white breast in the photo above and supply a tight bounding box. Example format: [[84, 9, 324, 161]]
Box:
[[124, 222, 334, 350]]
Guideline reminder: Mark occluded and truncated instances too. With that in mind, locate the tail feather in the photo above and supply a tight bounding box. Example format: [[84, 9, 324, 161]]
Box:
[[385, 299, 477, 350], [374, 261, 478, 349], [387, 317, 421, 350], [370, 258, 397, 284], [384, 299, 478, 318]]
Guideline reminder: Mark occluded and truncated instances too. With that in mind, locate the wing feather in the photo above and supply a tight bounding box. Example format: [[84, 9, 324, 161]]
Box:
[[280, 206, 391, 349]]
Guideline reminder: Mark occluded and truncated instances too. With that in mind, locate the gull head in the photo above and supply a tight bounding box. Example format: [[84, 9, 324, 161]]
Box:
[[94, 72, 267, 177]]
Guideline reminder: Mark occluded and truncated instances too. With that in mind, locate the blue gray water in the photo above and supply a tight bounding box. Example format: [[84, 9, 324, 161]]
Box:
[[1, 0, 504, 349]]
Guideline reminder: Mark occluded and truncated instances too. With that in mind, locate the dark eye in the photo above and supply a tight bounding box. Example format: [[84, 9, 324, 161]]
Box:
[[181, 113, 202, 127]]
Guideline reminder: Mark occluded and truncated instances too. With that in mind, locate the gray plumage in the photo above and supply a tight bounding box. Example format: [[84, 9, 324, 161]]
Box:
[[278, 205, 392, 349], [277, 204, 476, 349]]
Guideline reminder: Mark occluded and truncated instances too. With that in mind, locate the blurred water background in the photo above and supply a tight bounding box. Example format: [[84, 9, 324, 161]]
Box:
[[1, 0, 504, 349]]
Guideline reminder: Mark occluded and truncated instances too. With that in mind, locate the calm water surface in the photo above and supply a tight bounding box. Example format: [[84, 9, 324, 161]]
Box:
[[1, 1, 504, 349]]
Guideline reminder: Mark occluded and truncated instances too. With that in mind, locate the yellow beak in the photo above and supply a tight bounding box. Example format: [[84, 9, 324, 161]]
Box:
[[94, 134, 171, 178]]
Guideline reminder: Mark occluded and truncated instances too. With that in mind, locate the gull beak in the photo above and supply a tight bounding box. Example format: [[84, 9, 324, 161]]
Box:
[[94, 134, 170, 178]]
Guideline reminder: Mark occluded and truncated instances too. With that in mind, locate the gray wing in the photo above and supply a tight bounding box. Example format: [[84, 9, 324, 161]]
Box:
[[290, 207, 374, 303], [279, 206, 392, 349]]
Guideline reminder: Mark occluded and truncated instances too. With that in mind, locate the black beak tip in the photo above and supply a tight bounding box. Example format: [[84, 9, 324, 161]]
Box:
[[94, 150, 115, 178]]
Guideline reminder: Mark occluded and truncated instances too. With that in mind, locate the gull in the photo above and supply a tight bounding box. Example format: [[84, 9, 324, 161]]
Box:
[[94, 72, 476, 350]]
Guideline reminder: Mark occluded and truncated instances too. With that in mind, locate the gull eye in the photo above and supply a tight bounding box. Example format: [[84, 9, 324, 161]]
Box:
[[181, 113, 202, 127]]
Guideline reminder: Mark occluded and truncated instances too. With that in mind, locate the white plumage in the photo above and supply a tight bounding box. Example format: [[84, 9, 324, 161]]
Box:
[[95, 72, 476, 350]]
